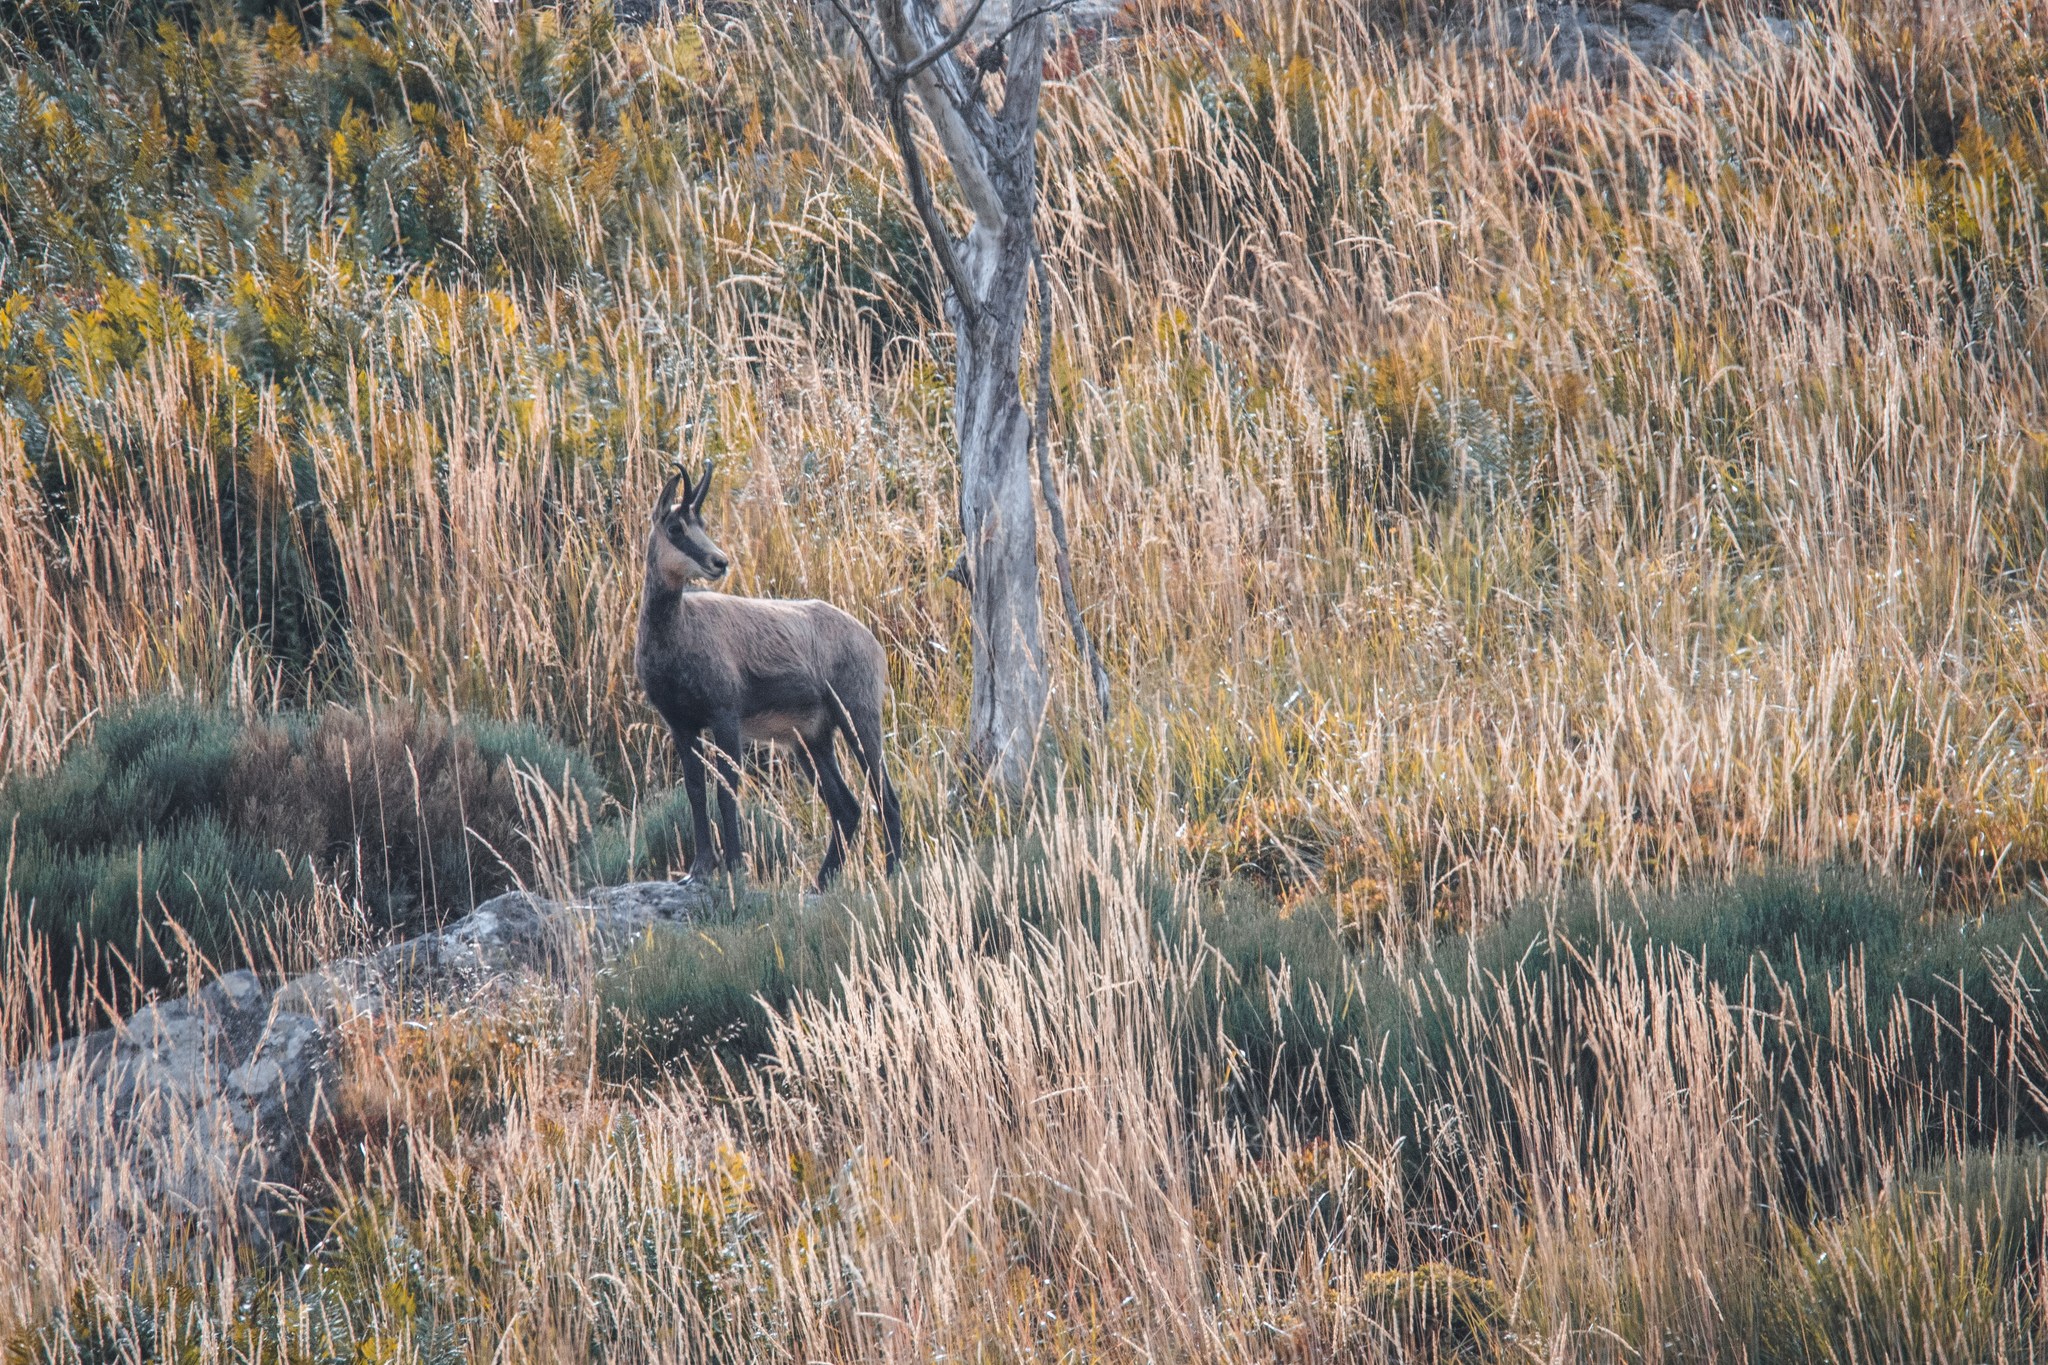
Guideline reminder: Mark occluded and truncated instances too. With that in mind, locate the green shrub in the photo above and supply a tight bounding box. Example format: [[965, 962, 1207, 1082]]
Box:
[[600, 852, 2048, 1242], [578, 789, 698, 888], [599, 882, 864, 1075], [1, 698, 304, 1010], [1196, 867, 2048, 1217], [1753, 1147, 2048, 1363], [1, 696, 607, 1028], [595, 823, 1181, 1079]]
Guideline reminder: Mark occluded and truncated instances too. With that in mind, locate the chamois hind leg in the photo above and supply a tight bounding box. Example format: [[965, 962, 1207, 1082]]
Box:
[[793, 737, 862, 889], [707, 712, 747, 875], [844, 705, 903, 874]]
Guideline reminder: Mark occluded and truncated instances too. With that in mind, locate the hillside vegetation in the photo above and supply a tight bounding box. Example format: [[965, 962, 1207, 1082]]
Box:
[[3, 0, 2042, 918], [3, 0, 2048, 1358]]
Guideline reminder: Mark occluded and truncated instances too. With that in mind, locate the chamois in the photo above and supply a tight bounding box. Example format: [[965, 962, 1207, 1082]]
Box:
[[635, 462, 903, 887]]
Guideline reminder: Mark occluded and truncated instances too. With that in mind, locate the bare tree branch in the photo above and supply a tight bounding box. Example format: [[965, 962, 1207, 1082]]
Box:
[[877, 0, 1008, 228], [1032, 244, 1110, 722], [885, 83, 984, 332], [896, 0, 993, 81], [828, 0, 1005, 87], [993, 5, 1052, 148], [897, 0, 1004, 137]]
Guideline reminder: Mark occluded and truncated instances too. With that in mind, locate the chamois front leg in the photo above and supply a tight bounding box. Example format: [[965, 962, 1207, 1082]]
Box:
[[676, 734, 717, 878], [708, 712, 747, 875]]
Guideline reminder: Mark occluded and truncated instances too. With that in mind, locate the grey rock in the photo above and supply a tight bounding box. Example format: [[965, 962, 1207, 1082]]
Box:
[[447, 889, 555, 968], [1465, 0, 1801, 83], [4, 879, 713, 1256], [584, 879, 717, 938], [4, 972, 333, 1253], [269, 960, 373, 1020]]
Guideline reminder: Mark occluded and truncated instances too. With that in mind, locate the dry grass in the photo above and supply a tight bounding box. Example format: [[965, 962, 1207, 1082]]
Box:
[[5, 0, 2044, 923], [3, 0, 2047, 1356], [8, 816, 2047, 1361]]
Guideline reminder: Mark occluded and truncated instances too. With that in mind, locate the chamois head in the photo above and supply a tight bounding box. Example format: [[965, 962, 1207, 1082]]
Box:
[[648, 461, 730, 589]]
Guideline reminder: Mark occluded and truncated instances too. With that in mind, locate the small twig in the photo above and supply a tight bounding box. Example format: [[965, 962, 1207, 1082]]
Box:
[[1032, 244, 1110, 722], [990, 1, 1057, 152]]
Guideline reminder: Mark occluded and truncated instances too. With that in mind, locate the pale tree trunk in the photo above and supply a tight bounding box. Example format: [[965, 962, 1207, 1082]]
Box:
[[858, 0, 1054, 796], [830, 0, 1101, 797], [953, 226, 1048, 793]]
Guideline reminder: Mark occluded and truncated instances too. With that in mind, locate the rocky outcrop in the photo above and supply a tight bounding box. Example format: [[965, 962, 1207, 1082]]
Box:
[[787, 0, 1805, 85], [3, 880, 712, 1252], [1470, 2, 1806, 83]]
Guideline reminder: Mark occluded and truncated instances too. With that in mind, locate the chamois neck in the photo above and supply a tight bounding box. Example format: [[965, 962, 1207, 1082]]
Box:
[[641, 541, 684, 615]]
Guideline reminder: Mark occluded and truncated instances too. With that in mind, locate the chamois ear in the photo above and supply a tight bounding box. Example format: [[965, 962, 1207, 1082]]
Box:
[[652, 468, 683, 524], [690, 460, 715, 514]]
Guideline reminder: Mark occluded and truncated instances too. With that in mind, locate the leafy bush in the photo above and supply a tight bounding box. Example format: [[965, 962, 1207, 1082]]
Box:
[[2, 698, 308, 1012], [602, 854, 2048, 1236], [1753, 1147, 2048, 1362], [1, 695, 606, 1025]]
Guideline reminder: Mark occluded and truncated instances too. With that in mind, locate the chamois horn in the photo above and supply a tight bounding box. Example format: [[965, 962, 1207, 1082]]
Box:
[[652, 466, 684, 521]]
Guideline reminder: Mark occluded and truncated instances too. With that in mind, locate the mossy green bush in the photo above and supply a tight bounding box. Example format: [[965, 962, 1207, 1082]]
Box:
[[1, 695, 605, 1025], [598, 869, 914, 1076], [1204, 867, 2048, 1223], [602, 855, 2048, 1231], [1752, 1146, 2048, 1363]]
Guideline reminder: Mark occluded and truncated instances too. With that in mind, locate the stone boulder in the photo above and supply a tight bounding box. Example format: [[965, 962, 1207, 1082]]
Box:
[[1467, 2, 1807, 84], [3, 880, 713, 1252]]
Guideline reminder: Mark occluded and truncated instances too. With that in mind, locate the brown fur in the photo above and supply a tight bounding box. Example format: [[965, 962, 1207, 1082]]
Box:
[[635, 464, 903, 886]]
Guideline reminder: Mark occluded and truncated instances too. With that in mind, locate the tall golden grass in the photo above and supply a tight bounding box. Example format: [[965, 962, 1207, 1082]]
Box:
[[3, 0, 2047, 1355], [7, 814, 2047, 1360], [4, 0, 2043, 924]]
